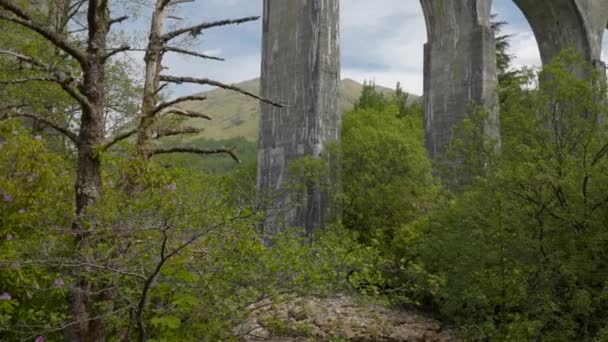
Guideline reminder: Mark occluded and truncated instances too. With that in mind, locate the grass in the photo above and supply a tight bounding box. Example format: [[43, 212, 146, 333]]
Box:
[[177, 78, 417, 142]]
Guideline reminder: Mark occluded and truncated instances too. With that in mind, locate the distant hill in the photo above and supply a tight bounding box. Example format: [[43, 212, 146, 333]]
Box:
[[158, 78, 419, 173], [176, 78, 418, 142]]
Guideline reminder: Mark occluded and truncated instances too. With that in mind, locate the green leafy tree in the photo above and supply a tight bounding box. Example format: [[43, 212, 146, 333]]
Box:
[[340, 87, 439, 246], [404, 52, 608, 340], [353, 81, 387, 112], [0, 122, 73, 340]]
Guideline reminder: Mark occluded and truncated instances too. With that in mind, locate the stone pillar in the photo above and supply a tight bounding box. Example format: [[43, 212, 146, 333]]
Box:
[[420, 0, 500, 169], [257, 0, 340, 238]]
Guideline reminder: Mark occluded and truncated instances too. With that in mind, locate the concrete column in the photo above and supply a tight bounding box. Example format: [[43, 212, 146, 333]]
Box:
[[257, 0, 340, 238], [420, 0, 500, 169]]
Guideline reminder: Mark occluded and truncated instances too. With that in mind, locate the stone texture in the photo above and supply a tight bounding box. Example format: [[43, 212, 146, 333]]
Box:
[[236, 295, 456, 341], [258, 0, 608, 231], [257, 0, 340, 238], [420, 0, 500, 167], [513, 0, 608, 69]]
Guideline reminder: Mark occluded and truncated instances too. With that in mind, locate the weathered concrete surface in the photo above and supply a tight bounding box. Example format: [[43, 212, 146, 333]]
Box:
[[514, 0, 608, 65], [257, 0, 340, 237], [420, 0, 500, 165], [513, 0, 608, 75], [257, 0, 608, 232]]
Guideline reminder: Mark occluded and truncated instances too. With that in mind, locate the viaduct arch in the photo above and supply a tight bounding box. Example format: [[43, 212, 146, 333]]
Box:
[[256, 0, 608, 236]]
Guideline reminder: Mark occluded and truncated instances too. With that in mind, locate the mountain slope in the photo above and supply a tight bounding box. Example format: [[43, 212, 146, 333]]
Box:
[[177, 78, 418, 142]]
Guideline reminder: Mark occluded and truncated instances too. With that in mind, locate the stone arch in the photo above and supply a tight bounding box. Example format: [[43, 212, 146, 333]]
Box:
[[418, 0, 608, 165], [491, 0, 541, 69], [512, 0, 608, 80], [257, 0, 608, 233]]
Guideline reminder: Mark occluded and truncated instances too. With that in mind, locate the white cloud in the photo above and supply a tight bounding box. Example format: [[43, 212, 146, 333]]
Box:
[[342, 68, 422, 94], [507, 31, 541, 69], [163, 52, 261, 95], [339, 0, 426, 94], [161, 1, 608, 97]]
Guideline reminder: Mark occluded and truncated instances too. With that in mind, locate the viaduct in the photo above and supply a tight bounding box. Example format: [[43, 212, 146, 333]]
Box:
[[256, 0, 608, 236]]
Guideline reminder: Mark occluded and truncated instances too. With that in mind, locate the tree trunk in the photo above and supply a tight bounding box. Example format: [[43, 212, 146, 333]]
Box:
[[66, 1, 109, 340], [137, 1, 166, 159]]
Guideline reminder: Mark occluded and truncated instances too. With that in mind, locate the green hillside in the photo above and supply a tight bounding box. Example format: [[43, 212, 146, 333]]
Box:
[[158, 78, 418, 173], [177, 78, 417, 142]]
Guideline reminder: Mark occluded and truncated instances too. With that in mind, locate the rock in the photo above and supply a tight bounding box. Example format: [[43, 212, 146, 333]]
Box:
[[289, 305, 307, 321], [249, 327, 270, 339], [237, 294, 457, 341]]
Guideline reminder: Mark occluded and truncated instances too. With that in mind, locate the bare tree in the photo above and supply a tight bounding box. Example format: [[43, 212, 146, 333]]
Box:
[[99, 0, 281, 160], [0, 0, 280, 340]]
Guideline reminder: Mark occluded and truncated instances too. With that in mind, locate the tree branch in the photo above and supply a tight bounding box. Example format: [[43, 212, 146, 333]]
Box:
[[163, 47, 224, 61], [0, 49, 91, 109], [164, 0, 194, 8], [591, 142, 608, 166], [159, 75, 283, 107], [104, 44, 131, 60], [155, 127, 200, 139], [151, 146, 240, 163], [161, 16, 259, 42], [0, 76, 56, 84], [0, 49, 47, 69], [1, 111, 78, 143], [160, 0, 194, 10], [108, 15, 129, 28], [153, 95, 207, 114], [163, 108, 211, 120], [154, 83, 170, 96], [0, 1, 86, 65], [99, 129, 138, 152]]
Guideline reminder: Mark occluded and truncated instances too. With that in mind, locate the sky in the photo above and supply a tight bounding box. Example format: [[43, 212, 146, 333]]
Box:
[[148, 0, 608, 97]]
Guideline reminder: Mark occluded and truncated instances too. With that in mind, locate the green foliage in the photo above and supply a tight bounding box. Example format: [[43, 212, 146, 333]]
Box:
[[334, 84, 443, 307], [3, 6, 608, 340], [405, 52, 608, 340], [353, 81, 388, 112], [0, 122, 73, 340], [340, 86, 440, 246], [0, 118, 384, 341], [446, 104, 500, 191], [491, 14, 514, 80], [155, 137, 257, 174]]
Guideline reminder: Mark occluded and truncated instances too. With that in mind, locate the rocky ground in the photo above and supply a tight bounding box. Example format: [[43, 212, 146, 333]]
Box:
[[235, 294, 456, 341]]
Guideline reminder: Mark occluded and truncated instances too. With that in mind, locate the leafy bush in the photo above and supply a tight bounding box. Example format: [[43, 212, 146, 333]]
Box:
[[339, 87, 440, 246], [0, 122, 73, 340], [407, 52, 608, 340]]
